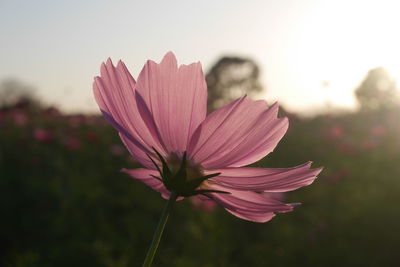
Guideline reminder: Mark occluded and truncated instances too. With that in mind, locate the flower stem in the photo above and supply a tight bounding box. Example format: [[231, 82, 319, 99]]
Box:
[[142, 191, 177, 267]]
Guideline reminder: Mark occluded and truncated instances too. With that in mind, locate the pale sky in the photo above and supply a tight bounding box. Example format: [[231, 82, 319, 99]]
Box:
[[1, 0, 399, 114]]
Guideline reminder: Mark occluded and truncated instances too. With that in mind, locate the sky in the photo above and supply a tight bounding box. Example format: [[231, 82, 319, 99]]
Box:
[[1, 0, 400, 114]]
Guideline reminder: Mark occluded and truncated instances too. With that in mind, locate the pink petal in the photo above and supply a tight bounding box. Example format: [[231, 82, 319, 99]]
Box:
[[225, 209, 276, 223], [121, 168, 172, 200], [208, 185, 293, 223], [134, 52, 207, 153], [207, 162, 322, 192], [93, 59, 166, 168], [188, 96, 288, 169]]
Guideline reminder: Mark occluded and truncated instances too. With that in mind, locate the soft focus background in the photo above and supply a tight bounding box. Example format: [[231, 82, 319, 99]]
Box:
[[1, 1, 400, 266]]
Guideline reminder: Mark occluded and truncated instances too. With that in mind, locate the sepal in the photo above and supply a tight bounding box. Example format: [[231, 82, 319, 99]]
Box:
[[148, 149, 229, 197]]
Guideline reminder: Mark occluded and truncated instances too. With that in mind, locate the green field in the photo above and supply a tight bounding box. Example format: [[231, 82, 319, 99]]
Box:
[[1, 104, 399, 267]]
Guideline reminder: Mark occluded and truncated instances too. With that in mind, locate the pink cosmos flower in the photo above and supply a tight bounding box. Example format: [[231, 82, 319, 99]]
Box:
[[65, 138, 81, 150], [189, 197, 217, 212], [326, 124, 344, 139], [33, 128, 54, 143], [110, 144, 125, 157], [93, 52, 322, 223], [370, 125, 386, 137], [12, 109, 28, 127]]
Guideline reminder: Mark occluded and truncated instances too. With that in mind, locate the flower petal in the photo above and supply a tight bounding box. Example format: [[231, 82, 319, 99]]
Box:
[[121, 168, 172, 199], [93, 59, 166, 168], [207, 185, 293, 223], [207, 162, 322, 192], [188, 96, 288, 169], [134, 52, 207, 153]]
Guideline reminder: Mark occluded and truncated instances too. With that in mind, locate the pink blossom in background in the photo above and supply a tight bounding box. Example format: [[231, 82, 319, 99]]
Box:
[[110, 144, 125, 157], [86, 132, 98, 143], [12, 110, 28, 127], [33, 128, 54, 143], [93, 52, 322, 223], [66, 138, 81, 150], [370, 125, 386, 137], [326, 124, 344, 139], [190, 196, 216, 212]]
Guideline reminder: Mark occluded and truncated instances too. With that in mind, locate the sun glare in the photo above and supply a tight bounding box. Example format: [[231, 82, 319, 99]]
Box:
[[279, 0, 400, 111]]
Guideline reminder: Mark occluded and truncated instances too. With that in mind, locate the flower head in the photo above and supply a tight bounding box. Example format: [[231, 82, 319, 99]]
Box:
[[93, 52, 322, 222]]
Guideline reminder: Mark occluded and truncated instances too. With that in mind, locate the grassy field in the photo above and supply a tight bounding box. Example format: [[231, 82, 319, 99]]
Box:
[[1, 104, 399, 267]]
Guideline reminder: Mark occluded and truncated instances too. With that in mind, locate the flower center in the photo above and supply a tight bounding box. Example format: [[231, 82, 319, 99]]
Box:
[[148, 149, 229, 197], [166, 153, 203, 181]]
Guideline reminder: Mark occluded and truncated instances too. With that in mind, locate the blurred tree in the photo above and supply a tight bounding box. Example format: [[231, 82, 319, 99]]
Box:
[[0, 78, 40, 109], [355, 67, 399, 111], [206, 56, 263, 111]]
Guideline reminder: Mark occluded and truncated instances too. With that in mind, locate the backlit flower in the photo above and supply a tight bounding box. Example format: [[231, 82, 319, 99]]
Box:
[[93, 52, 322, 222]]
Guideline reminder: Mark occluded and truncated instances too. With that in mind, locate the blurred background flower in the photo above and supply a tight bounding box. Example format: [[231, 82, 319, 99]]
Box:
[[33, 128, 53, 143]]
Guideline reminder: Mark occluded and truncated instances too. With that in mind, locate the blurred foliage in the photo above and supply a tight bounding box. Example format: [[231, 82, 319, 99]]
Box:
[[206, 56, 263, 111], [355, 67, 399, 111], [1, 98, 400, 266]]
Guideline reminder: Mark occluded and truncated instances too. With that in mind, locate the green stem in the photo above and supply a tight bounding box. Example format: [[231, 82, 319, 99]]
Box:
[[142, 191, 177, 267]]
